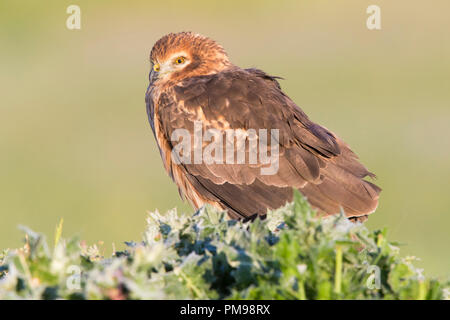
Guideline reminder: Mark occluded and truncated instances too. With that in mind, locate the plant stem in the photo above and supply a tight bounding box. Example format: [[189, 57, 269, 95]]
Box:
[[418, 280, 426, 300], [334, 245, 342, 295], [298, 280, 306, 300]]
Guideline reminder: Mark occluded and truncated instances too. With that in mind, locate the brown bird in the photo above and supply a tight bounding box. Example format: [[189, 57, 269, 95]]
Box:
[[145, 32, 381, 222]]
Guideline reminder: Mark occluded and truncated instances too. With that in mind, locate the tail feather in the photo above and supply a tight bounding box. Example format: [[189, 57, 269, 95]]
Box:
[[299, 139, 381, 218]]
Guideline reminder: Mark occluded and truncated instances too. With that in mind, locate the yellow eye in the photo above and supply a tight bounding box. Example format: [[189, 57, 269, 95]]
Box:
[[153, 64, 160, 72], [174, 56, 185, 65]]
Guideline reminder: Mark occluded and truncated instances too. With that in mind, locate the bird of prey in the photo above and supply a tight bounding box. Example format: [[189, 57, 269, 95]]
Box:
[[145, 32, 381, 222]]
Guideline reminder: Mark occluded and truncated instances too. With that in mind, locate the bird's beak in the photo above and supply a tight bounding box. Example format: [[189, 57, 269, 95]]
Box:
[[149, 69, 159, 85]]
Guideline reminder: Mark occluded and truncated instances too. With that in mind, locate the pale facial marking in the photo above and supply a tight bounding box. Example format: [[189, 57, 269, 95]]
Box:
[[153, 51, 191, 80]]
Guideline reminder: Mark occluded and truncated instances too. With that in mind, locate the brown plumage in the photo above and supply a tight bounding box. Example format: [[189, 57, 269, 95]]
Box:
[[146, 32, 381, 222]]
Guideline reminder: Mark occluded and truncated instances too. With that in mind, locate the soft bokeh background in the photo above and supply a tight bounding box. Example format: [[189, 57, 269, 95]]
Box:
[[1, 0, 449, 277]]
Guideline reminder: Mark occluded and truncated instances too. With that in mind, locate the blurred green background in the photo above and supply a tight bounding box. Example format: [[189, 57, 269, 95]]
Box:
[[0, 0, 449, 277]]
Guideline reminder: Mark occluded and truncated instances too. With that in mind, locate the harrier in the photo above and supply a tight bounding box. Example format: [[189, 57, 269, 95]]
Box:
[[145, 32, 381, 222]]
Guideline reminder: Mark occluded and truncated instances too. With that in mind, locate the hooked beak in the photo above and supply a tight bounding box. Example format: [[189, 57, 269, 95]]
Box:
[[149, 62, 175, 84], [149, 69, 159, 85]]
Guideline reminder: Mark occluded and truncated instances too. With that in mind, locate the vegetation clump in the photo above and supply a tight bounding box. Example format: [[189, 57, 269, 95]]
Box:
[[0, 192, 448, 300]]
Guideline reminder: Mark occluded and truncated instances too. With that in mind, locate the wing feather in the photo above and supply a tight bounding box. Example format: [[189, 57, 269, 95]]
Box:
[[149, 67, 380, 219]]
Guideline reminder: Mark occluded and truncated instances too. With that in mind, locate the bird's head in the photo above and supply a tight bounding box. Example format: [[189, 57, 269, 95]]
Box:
[[149, 32, 232, 85]]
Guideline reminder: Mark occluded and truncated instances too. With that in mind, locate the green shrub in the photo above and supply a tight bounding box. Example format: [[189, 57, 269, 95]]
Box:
[[0, 191, 448, 300]]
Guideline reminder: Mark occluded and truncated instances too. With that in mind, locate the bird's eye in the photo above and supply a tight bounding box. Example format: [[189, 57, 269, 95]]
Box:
[[174, 56, 186, 65], [153, 64, 160, 72]]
